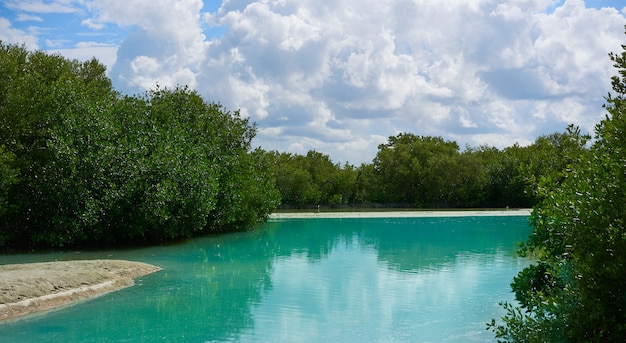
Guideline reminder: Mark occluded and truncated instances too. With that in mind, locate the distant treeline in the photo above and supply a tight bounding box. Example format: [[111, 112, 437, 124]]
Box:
[[0, 41, 588, 249], [271, 126, 588, 209]]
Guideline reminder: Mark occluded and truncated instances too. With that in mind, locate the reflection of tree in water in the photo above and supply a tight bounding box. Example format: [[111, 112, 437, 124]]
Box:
[[37, 230, 281, 342], [363, 216, 530, 272], [147, 229, 280, 342], [264, 219, 360, 261], [263, 216, 529, 273]]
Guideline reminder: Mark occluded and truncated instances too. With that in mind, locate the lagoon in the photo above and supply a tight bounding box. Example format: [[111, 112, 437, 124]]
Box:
[[0, 215, 531, 342]]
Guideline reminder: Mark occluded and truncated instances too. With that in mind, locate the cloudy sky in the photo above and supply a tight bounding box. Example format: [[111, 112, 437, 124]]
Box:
[[2, 0, 626, 164]]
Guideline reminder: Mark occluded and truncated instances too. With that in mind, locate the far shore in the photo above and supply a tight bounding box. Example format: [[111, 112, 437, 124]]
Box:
[[269, 208, 532, 219]]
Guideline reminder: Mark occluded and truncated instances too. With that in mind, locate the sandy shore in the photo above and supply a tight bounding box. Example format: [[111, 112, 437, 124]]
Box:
[[0, 259, 161, 322], [269, 208, 532, 219]]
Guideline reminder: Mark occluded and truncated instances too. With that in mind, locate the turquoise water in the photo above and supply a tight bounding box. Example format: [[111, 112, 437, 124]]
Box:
[[0, 216, 531, 342]]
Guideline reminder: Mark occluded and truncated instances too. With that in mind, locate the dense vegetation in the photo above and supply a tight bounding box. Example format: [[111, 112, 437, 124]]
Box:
[[0, 42, 280, 248], [272, 127, 589, 210], [487, 35, 626, 341]]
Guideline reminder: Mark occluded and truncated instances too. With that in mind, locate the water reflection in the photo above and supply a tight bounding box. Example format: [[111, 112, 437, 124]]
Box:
[[243, 217, 529, 342], [0, 216, 530, 342]]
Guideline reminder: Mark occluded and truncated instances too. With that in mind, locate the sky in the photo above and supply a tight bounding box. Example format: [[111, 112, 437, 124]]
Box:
[[1, 0, 626, 164]]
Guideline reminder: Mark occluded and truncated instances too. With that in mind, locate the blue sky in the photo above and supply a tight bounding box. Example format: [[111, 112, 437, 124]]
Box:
[[2, 0, 626, 164]]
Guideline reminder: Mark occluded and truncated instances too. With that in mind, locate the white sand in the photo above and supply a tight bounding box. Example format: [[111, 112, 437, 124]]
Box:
[[269, 209, 532, 219]]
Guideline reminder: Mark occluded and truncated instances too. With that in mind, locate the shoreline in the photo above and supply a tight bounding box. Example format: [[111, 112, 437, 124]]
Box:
[[0, 260, 161, 322], [269, 208, 532, 219]]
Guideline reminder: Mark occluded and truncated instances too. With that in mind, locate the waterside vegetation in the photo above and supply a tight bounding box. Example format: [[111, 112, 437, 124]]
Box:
[[487, 32, 626, 342], [0, 42, 280, 249]]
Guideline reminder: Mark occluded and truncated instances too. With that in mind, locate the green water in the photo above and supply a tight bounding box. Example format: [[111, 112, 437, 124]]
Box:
[[0, 216, 531, 342]]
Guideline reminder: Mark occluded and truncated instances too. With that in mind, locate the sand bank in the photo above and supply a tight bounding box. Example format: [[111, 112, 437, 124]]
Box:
[[269, 208, 532, 219], [0, 259, 161, 322]]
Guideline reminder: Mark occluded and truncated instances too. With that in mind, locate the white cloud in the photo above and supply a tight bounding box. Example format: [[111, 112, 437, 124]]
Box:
[[458, 108, 479, 129], [4, 0, 80, 13], [16, 14, 43, 22], [44, 38, 64, 48], [130, 55, 160, 74], [81, 18, 104, 30], [86, 0, 207, 56], [84, 0, 209, 96], [0, 17, 39, 49], [125, 54, 197, 91], [48, 41, 118, 73], [227, 73, 270, 119], [3, 0, 625, 164], [533, 3, 613, 82]]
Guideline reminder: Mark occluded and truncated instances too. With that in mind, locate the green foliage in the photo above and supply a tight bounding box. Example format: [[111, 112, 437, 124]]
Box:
[[272, 150, 358, 208], [518, 125, 591, 204], [273, 152, 322, 206], [208, 147, 281, 231], [370, 134, 456, 204], [0, 42, 279, 248], [0, 146, 18, 219], [489, 32, 626, 342], [471, 144, 533, 208], [368, 133, 490, 207], [271, 130, 587, 209], [0, 42, 118, 246]]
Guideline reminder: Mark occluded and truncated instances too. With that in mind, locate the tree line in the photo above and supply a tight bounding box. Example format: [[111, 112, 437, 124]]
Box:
[[271, 126, 589, 210]]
